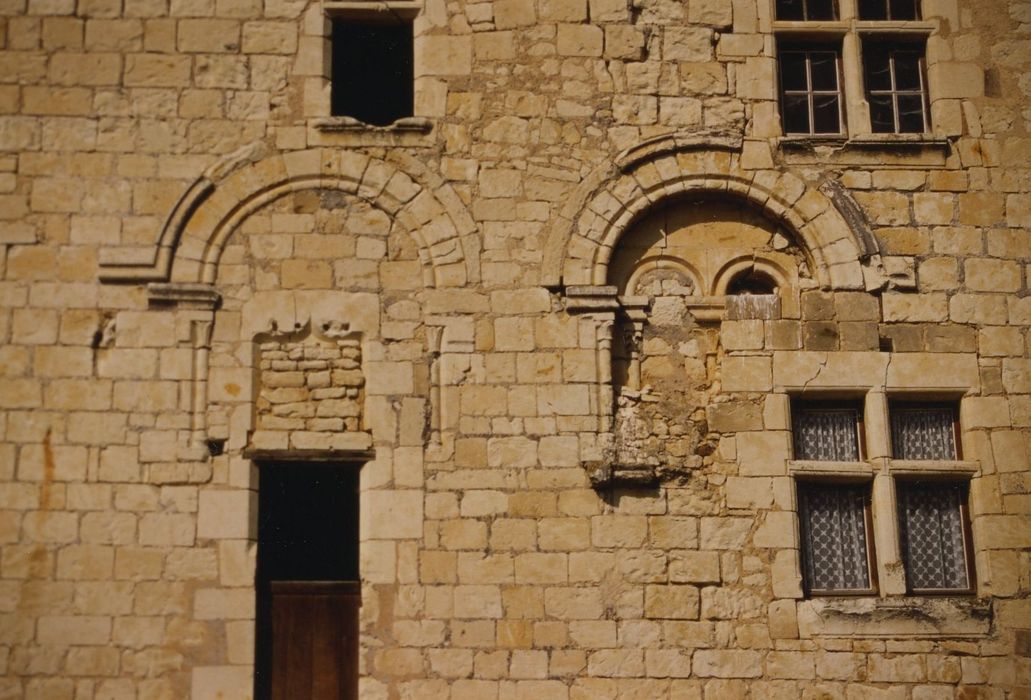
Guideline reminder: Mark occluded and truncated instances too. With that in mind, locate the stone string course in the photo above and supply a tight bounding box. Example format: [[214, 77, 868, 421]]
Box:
[[0, 0, 1029, 697]]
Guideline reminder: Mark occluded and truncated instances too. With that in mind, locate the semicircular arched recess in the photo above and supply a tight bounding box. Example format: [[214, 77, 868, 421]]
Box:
[[541, 135, 879, 291], [99, 147, 479, 288]]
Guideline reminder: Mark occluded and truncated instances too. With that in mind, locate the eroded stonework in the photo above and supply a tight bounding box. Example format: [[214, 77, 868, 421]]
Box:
[[1, 0, 1029, 697]]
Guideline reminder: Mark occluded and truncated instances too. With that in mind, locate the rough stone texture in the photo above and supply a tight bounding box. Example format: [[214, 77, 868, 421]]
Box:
[[0, 0, 1029, 697]]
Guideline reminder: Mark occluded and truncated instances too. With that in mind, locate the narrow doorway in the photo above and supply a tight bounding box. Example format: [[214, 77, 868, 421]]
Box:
[[254, 462, 360, 700]]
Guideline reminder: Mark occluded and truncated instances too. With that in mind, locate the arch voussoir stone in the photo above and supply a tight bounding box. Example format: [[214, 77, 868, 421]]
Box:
[[99, 147, 478, 288], [542, 139, 876, 291]]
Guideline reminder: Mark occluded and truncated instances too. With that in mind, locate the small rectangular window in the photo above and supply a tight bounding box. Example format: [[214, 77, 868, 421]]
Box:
[[889, 401, 959, 460], [896, 481, 974, 593], [331, 18, 414, 126], [798, 482, 876, 595], [792, 400, 863, 461], [778, 43, 846, 135], [862, 40, 929, 134], [858, 0, 919, 21], [775, 0, 837, 20]]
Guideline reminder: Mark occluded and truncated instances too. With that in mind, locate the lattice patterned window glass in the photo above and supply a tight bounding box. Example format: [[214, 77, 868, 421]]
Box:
[[896, 481, 973, 592], [778, 43, 846, 135], [863, 40, 930, 134], [798, 482, 876, 594], [792, 401, 863, 461], [776, 0, 837, 21], [889, 402, 959, 460]]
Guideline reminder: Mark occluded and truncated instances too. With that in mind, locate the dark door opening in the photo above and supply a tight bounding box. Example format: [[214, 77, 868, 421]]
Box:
[[255, 462, 360, 700]]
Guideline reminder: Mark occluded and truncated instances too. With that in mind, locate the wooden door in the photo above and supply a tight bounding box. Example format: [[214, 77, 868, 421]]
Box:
[[269, 581, 360, 700], [255, 462, 360, 700]]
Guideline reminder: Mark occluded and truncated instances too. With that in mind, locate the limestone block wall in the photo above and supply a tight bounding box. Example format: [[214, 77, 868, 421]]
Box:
[[0, 0, 1029, 697]]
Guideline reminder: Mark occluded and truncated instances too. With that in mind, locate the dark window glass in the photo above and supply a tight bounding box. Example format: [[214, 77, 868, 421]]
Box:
[[897, 95, 926, 132], [331, 19, 413, 125], [813, 94, 842, 133], [859, 0, 887, 19], [793, 401, 862, 461], [782, 95, 811, 133], [798, 482, 875, 594], [862, 41, 928, 133], [893, 55, 922, 89], [859, 0, 919, 20], [864, 46, 893, 90], [776, 0, 837, 20], [781, 53, 809, 91], [890, 402, 959, 460], [777, 0, 805, 20], [779, 43, 844, 135], [868, 95, 895, 131], [897, 481, 973, 592], [809, 53, 839, 90]]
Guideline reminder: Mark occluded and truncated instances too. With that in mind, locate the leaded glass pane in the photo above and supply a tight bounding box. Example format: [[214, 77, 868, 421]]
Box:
[[897, 482, 970, 591], [793, 405, 861, 460], [776, 0, 805, 20], [890, 405, 957, 460], [799, 483, 872, 592]]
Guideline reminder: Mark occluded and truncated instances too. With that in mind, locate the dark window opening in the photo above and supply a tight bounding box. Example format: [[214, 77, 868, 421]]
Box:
[[798, 481, 877, 595], [331, 18, 413, 126], [726, 269, 778, 295], [863, 40, 929, 134], [792, 400, 864, 461], [896, 480, 974, 593], [255, 462, 360, 700], [778, 42, 845, 135], [859, 0, 919, 20], [776, 0, 838, 21], [889, 401, 960, 460]]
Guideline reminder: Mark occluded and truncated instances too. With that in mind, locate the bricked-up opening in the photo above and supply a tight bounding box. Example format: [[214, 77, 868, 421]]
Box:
[[331, 18, 413, 125], [255, 463, 360, 700]]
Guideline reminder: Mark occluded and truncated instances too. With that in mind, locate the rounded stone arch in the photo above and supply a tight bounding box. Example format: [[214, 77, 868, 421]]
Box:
[[144, 148, 478, 288], [541, 136, 878, 291]]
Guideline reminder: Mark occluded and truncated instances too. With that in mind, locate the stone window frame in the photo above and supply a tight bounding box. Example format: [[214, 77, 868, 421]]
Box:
[[301, 0, 434, 135], [787, 390, 979, 600], [771, 0, 940, 142]]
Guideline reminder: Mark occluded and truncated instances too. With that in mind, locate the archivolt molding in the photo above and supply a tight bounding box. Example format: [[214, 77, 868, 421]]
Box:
[[99, 147, 479, 288], [541, 133, 882, 291]]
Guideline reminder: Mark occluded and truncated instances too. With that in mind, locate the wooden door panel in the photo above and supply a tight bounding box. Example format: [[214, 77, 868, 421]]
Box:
[[269, 581, 360, 700]]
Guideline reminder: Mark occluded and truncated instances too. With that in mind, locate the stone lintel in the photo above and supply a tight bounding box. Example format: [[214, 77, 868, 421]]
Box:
[[242, 448, 376, 463]]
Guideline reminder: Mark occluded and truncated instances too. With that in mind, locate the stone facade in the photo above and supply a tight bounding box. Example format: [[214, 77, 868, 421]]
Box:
[[0, 0, 1030, 697]]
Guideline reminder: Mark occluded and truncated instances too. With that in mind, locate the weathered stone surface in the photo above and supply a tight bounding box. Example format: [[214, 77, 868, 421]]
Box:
[[2, 0, 1027, 696]]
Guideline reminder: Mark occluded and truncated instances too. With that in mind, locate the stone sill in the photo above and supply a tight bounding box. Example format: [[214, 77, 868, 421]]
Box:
[[779, 134, 950, 150], [798, 596, 992, 639], [789, 460, 874, 477], [312, 116, 433, 133], [308, 117, 435, 147], [772, 20, 936, 33], [778, 134, 950, 167], [888, 460, 979, 475]]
